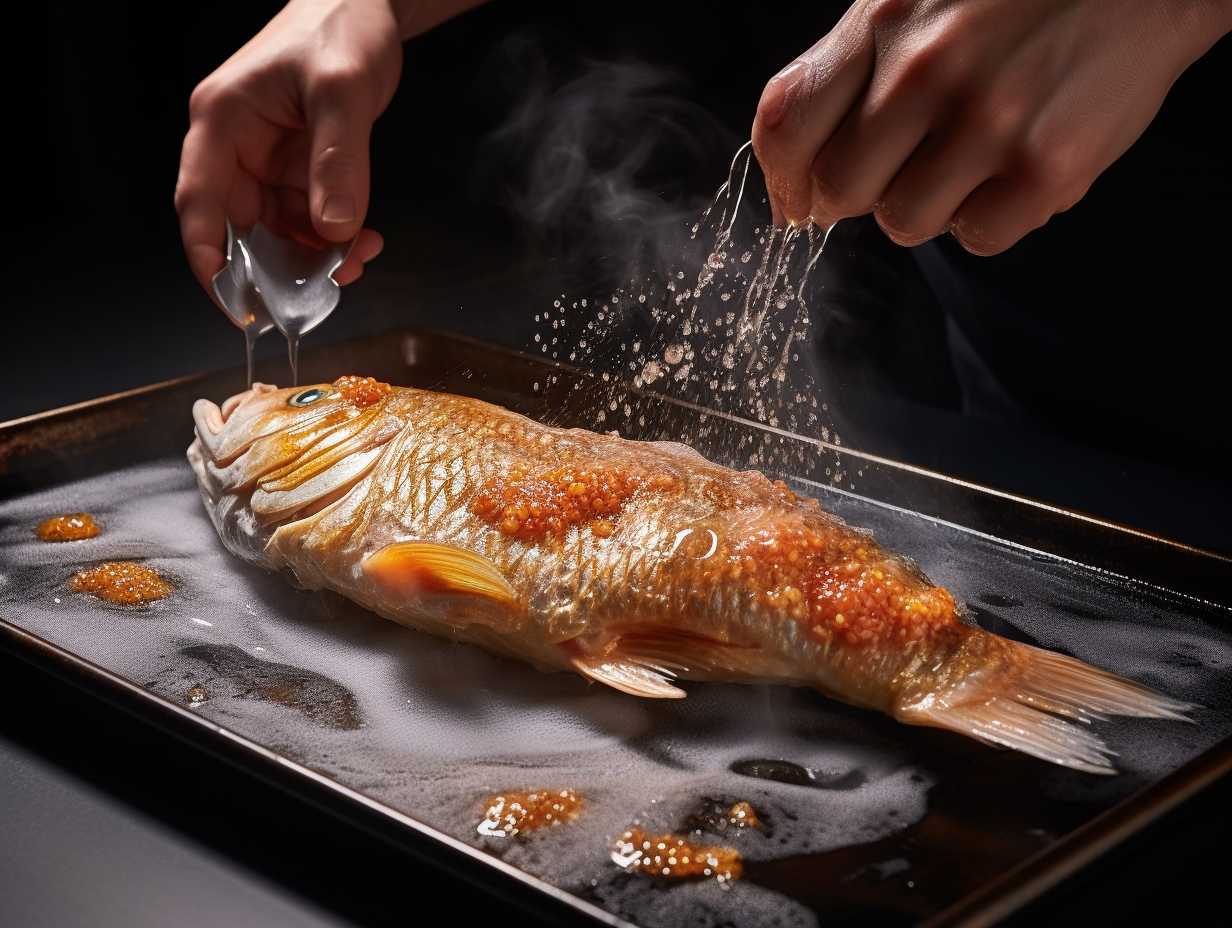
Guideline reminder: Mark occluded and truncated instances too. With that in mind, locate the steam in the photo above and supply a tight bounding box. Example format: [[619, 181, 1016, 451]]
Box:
[[478, 35, 739, 289], [478, 36, 845, 482]]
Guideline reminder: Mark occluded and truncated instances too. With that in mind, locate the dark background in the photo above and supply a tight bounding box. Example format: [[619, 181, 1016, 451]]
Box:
[[2, 2, 1230, 926]]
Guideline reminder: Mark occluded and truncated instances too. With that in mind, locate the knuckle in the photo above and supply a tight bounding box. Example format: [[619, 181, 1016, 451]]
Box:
[[1012, 138, 1093, 213], [1014, 137, 1079, 188], [964, 94, 1028, 150], [887, 18, 970, 97], [812, 166, 870, 219], [751, 106, 778, 157], [893, 42, 947, 95], [866, 0, 913, 31], [173, 174, 199, 216], [188, 80, 227, 121], [313, 143, 356, 178], [307, 60, 366, 103]]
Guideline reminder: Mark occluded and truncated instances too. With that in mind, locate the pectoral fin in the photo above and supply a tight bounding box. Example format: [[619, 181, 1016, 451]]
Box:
[[565, 648, 687, 699], [362, 542, 517, 608]]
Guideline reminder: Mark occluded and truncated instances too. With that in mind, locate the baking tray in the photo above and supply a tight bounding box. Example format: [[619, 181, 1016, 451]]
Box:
[[1, 328, 1229, 927]]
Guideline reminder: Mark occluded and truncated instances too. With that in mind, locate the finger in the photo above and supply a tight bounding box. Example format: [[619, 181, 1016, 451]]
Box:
[[333, 261, 366, 286], [264, 184, 318, 247], [809, 84, 934, 225], [332, 229, 383, 286], [305, 78, 374, 243], [874, 124, 1002, 246], [175, 123, 238, 296], [751, 9, 875, 227], [950, 174, 1055, 256], [353, 228, 384, 263]]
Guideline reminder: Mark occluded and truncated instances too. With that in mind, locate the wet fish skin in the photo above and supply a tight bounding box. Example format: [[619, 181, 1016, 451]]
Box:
[[189, 377, 1191, 773]]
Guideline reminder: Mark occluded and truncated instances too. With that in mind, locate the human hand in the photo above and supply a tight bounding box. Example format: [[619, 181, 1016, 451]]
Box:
[[752, 0, 1232, 254], [175, 0, 403, 299]]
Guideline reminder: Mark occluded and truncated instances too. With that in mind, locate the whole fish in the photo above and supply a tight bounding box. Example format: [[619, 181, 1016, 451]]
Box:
[[188, 375, 1189, 773]]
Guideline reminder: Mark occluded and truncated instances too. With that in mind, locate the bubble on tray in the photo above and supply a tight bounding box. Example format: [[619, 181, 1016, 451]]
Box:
[[1, 458, 1231, 927]]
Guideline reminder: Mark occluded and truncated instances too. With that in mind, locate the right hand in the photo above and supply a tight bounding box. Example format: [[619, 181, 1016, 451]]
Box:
[[174, 0, 402, 301]]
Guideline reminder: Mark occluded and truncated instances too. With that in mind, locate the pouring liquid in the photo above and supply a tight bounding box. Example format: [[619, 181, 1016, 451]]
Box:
[[286, 332, 301, 386]]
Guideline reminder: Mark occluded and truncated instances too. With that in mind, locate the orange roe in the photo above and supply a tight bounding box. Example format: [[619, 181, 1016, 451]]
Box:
[[476, 789, 583, 838], [613, 828, 743, 883], [718, 520, 956, 648], [69, 562, 172, 604], [471, 465, 679, 542], [727, 801, 760, 829], [332, 375, 391, 409], [36, 513, 100, 542]]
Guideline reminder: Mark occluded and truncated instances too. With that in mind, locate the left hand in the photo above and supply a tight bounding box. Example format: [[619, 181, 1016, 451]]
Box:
[[751, 0, 1232, 255]]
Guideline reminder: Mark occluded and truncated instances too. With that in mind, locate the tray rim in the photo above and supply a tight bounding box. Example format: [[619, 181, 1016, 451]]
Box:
[[2, 329, 1227, 568], [0, 618, 629, 928], [2, 327, 1230, 926], [4, 614, 1230, 928]]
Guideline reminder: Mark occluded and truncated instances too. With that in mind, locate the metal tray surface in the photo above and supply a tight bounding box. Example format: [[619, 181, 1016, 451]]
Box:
[[1, 329, 1229, 928]]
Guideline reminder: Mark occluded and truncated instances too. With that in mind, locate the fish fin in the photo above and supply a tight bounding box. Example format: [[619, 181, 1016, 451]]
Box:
[[362, 542, 518, 608], [905, 641, 1193, 775], [567, 650, 687, 699], [618, 629, 760, 678]]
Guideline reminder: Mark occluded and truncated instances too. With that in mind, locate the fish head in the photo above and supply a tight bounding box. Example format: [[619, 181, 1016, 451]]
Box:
[[187, 376, 403, 562]]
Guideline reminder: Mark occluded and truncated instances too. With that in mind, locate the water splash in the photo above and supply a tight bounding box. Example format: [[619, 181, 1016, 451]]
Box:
[[528, 142, 842, 481]]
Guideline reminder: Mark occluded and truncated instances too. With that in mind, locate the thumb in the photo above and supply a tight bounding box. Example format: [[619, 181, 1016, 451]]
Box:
[[306, 85, 373, 243]]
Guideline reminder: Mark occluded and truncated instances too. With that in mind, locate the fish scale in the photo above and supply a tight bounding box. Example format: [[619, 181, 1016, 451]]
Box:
[[188, 376, 1194, 773]]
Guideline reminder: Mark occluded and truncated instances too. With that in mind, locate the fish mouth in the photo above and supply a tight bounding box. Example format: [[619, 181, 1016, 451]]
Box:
[[192, 383, 287, 464], [221, 383, 278, 422]]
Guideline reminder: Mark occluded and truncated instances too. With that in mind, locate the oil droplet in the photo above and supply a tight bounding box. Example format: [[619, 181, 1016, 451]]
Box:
[[639, 359, 666, 385], [186, 684, 208, 705], [476, 788, 583, 838], [663, 343, 685, 365], [69, 562, 172, 604], [36, 513, 100, 542]]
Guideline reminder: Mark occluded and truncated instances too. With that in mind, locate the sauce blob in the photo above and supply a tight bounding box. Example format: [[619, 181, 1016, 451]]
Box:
[[69, 562, 172, 604], [36, 513, 100, 542]]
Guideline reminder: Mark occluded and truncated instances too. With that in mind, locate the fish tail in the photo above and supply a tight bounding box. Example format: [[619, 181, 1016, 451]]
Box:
[[898, 632, 1193, 775]]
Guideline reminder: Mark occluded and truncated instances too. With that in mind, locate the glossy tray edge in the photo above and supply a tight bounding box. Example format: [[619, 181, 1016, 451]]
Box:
[[2, 326, 1229, 927], [0, 619, 627, 928]]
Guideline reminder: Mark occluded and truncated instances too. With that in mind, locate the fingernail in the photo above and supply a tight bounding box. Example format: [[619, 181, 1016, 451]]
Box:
[[322, 194, 356, 224]]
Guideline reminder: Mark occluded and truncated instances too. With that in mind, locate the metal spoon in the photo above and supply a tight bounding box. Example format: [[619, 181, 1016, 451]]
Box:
[[211, 221, 354, 385]]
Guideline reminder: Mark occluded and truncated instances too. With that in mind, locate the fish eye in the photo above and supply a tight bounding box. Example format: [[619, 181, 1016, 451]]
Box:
[[288, 387, 333, 407]]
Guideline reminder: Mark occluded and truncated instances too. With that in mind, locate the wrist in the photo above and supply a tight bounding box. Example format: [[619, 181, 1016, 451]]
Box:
[[383, 0, 489, 39]]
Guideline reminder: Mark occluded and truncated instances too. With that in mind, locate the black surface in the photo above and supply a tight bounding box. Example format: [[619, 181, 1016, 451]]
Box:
[[2, 329, 1231, 928], [3, 1, 1231, 925]]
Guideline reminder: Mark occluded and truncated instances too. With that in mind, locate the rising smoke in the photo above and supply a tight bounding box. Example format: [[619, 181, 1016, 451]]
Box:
[[476, 33, 741, 292]]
